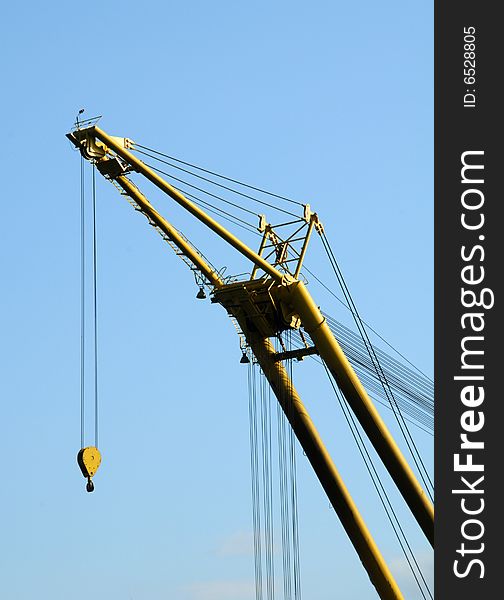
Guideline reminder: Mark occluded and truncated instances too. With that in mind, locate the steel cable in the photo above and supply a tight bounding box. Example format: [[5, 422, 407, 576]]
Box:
[[319, 232, 434, 497], [303, 266, 433, 383], [80, 156, 85, 449], [134, 143, 304, 207], [287, 329, 433, 434], [248, 363, 264, 600], [138, 153, 299, 218], [92, 165, 99, 447], [260, 373, 275, 600], [321, 361, 433, 600], [286, 334, 302, 600]]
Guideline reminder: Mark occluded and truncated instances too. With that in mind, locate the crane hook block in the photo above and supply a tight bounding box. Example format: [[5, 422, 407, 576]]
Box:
[[77, 447, 102, 484]]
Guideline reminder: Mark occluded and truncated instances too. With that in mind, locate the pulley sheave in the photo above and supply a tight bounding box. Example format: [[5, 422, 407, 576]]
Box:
[[77, 446, 102, 493]]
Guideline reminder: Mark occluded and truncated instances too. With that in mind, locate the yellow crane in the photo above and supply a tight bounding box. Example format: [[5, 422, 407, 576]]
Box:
[[67, 121, 433, 600]]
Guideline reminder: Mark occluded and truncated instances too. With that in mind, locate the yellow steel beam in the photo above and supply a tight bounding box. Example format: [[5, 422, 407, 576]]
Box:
[[114, 176, 224, 289], [250, 226, 270, 280], [279, 280, 434, 545], [91, 127, 287, 284], [242, 327, 405, 600], [293, 217, 315, 279]]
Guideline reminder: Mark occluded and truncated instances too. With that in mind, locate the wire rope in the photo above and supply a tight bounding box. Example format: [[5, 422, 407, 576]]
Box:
[[134, 143, 304, 206], [248, 362, 264, 600], [173, 185, 258, 230], [136, 149, 266, 217], [79, 162, 100, 451], [288, 322, 433, 430], [322, 361, 433, 600], [324, 315, 434, 400], [261, 374, 275, 600], [276, 333, 302, 600], [277, 399, 293, 600], [287, 330, 433, 434], [188, 196, 259, 236], [319, 232, 434, 497], [285, 334, 302, 600], [331, 336, 434, 423], [137, 155, 299, 219], [323, 327, 433, 415], [303, 266, 433, 384], [92, 165, 99, 447], [80, 156, 85, 449]]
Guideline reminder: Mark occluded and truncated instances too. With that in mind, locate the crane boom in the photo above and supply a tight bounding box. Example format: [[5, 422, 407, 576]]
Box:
[[67, 122, 433, 599]]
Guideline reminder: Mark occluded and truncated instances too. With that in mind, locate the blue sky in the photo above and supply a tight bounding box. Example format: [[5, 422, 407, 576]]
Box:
[[0, 2, 432, 599]]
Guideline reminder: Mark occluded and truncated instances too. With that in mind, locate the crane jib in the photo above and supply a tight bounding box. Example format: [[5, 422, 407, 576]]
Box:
[[68, 121, 433, 600]]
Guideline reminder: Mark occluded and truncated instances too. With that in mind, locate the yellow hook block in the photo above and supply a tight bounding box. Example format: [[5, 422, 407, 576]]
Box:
[[77, 446, 102, 483]]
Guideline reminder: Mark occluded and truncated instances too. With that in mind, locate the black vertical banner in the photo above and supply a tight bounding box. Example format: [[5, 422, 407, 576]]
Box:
[[435, 3, 502, 598]]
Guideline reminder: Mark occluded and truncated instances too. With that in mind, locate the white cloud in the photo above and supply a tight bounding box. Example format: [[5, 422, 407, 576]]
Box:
[[181, 579, 254, 600], [216, 530, 254, 557], [390, 550, 434, 600]]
